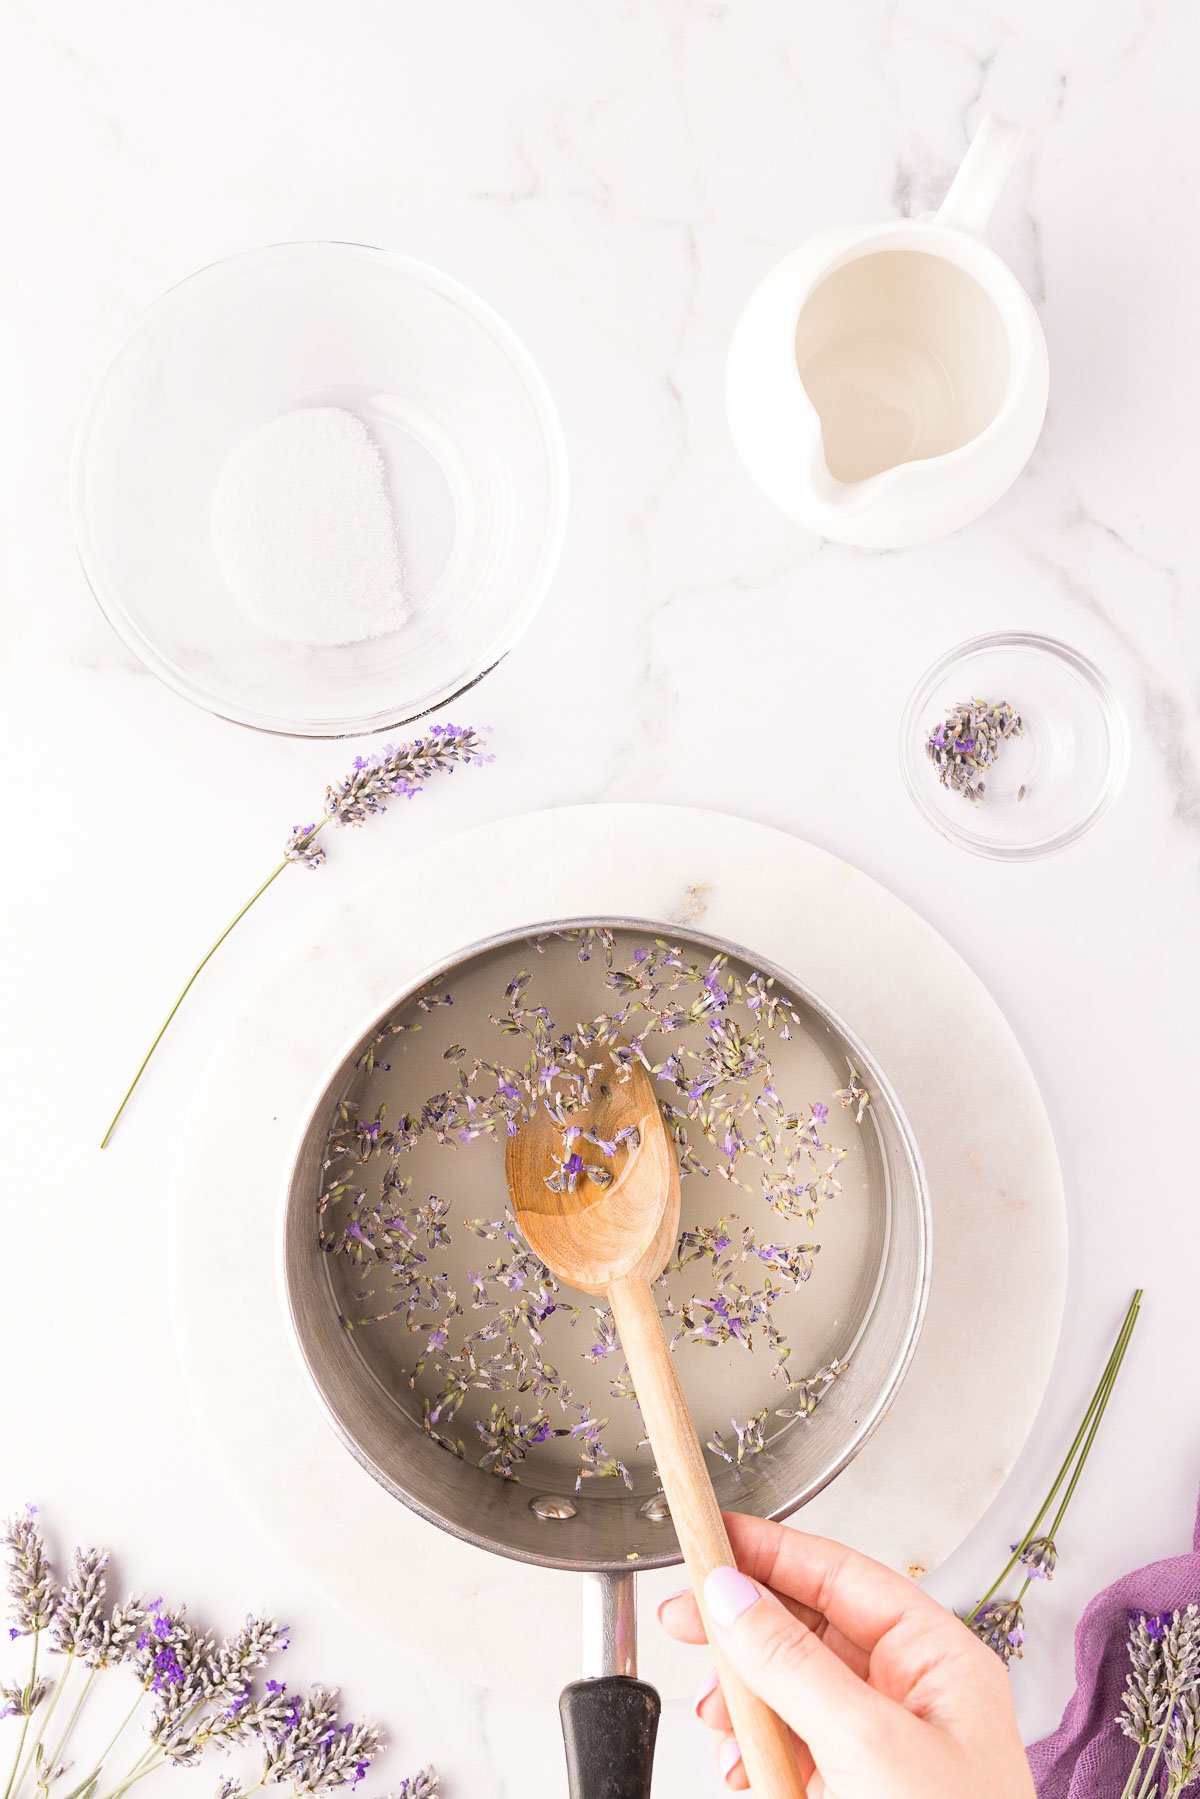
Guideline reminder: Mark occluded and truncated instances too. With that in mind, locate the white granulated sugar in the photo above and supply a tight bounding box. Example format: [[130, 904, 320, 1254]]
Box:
[[211, 406, 409, 647]]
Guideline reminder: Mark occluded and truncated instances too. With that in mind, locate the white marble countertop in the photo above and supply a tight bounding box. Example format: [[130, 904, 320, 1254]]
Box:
[[2, 1, 1199, 1794]]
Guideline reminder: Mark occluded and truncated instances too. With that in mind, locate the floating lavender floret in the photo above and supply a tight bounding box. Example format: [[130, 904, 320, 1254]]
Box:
[[925, 697, 1023, 805], [833, 1064, 870, 1125]]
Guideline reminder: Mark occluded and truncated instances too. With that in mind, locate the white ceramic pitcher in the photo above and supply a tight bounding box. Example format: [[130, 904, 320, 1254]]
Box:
[[725, 117, 1048, 549]]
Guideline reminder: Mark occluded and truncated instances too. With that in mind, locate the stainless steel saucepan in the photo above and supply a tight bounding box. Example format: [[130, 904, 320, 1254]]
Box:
[[282, 917, 930, 1796]]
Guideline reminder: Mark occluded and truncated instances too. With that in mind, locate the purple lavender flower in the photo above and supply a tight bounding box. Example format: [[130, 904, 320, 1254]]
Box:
[[284, 824, 327, 869], [3, 1508, 56, 1636], [323, 726, 492, 831], [50, 1546, 109, 1660], [1015, 1536, 1058, 1582], [396, 1771, 440, 1799], [966, 1599, 1026, 1664]]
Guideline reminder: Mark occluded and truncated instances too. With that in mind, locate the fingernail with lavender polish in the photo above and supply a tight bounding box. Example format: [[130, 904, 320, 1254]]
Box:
[[693, 1668, 719, 1716], [656, 1587, 689, 1619], [705, 1566, 760, 1629], [719, 1738, 742, 1782]]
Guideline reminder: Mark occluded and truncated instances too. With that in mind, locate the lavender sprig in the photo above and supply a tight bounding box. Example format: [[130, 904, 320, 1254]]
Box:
[[2, 1513, 58, 1799], [1118, 1607, 1200, 1799], [395, 1772, 439, 1799], [0, 1512, 434, 1799], [2, 1515, 51, 1799], [968, 1600, 1026, 1664], [100, 724, 492, 1148], [49, 1553, 108, 1664], [1165, 1687, 1200, 1798], [3, 1515, 56, 1640], [964, 1290, 1142, 1665]]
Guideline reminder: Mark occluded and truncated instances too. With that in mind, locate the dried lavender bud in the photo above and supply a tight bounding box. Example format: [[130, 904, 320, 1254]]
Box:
[[128, 1606, 220, 1734], [925, 697, 1023, 805], [833, 1065, 870, 1124], [775, 1360, 848, 1421], [253, 1684, 384, 1795], [1120, 1612, 1174, 1750], [50, 1547, 109, 1659], [475, 1404, 562, 1480], [204, 1615, 289, 1705], [707, 1409, 769, 1466], [396, 1770, 440, 1799], [1166, 1688, 1200, 1794], [0, 1675, 51, 1719], [93, 1595, 147, 1668], [216, 1682, 295, 1752], [1158, 1606, 1200, 1730], [284, 825, 327, 869], [323, 725, 492, 831], [3, 1509, 56, 1636], [1015, 1536, 1057, 1582], [966, 1599, 1026, 1664]]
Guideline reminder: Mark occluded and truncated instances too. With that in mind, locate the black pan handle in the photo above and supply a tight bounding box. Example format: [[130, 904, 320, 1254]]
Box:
[[560, 1675, 661, 1798]]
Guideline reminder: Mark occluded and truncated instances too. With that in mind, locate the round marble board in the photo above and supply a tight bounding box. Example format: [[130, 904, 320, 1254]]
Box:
[[170, 803, 1066, 1700]]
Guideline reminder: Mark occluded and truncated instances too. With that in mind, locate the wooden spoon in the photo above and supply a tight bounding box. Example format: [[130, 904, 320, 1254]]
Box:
[[507, 1058, 806, 1798]]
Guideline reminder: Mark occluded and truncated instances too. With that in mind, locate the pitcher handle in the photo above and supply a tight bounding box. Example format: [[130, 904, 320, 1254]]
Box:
[[936, 114, 1024, 237]]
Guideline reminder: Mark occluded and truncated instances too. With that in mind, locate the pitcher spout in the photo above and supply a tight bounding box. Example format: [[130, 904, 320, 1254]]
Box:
[[803, 441, 911, 519]]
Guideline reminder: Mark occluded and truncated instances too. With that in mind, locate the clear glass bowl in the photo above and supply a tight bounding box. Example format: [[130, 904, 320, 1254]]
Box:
[[899, 632, 1129, 859], [70, 243, 569, 737]]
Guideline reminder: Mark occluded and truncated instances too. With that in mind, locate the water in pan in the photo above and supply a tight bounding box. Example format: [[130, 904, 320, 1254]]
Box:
[[319, 925, 887, 1499]]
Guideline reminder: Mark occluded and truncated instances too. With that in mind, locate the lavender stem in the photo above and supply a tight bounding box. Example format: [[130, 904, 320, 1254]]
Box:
[[1119, 1751, 1147, 1799], [88, 1690, 146, 1786], [967, 1289, 1141, 1622], [99, 856, 293, 1148], [39, 1663, 97, 1794], [92, 1742, 164, 1799]]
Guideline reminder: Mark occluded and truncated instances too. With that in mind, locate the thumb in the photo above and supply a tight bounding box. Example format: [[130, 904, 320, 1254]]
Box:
[[704, 1565, 896, 1775]]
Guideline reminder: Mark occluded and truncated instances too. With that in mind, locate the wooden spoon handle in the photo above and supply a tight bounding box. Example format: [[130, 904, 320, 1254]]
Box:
[[608, 1276, 807, 1797]]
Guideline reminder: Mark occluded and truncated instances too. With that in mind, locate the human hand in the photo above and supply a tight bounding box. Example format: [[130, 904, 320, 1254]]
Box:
[[657, 1513, 1035, 1797]]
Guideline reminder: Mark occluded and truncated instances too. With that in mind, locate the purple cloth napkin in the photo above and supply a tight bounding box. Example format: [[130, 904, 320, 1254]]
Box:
[[1028, 1487, 1200, 1796]]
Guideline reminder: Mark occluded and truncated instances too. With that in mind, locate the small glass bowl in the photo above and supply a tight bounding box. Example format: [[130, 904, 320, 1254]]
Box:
[[70, 243, 569, 737], [899, 632, 1129, 859]]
